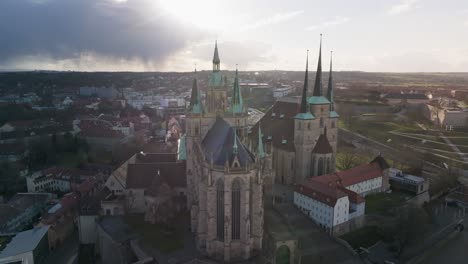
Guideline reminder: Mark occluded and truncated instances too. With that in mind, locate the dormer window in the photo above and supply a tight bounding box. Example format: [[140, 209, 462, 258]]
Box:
[[281, 139, 287, 144], [271, 112, 276, 117], [280, 114, 285, 118]]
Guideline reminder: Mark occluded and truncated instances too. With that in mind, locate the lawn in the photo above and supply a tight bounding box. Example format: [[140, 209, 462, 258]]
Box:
[[124, 214, 185, 254], [340, 226, 392, 250], [365, 192, 408, 215]]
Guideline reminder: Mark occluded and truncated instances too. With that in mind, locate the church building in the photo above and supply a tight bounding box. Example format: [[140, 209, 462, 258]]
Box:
[[185, 41, 270, 262], [248, 35, 339, 186]]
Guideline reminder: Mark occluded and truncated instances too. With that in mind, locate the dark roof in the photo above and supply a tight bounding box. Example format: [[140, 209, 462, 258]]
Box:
[[371, 155, 390, 170], [126, 162, 186, 189], [312, 132, 333, 154], [136, 153, 177, 163], [7, 193, 50, 212], [202, 117, 254, 167], [0, 143, 26, 155], [0, 204, 21, 228], [98, 216, 138, 243], [250, 98, 299, 152]]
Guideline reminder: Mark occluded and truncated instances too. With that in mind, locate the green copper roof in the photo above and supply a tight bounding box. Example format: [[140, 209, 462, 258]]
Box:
[[308, 96, 330, 105], [213, 40, 220, 64], [329, 111, 339, 118], [190, 70, 204, 114], [313, 34, 323, 97], [230, 69, 244, 114], [178, 135, 186, 160], [294, 112, 315, 120], [257, 125, 265, 159], [209, 71, 223, 87]]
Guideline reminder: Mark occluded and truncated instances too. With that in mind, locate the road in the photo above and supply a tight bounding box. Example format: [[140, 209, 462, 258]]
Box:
[[46, 230, 79, 264], [425, 227, 468, 264]]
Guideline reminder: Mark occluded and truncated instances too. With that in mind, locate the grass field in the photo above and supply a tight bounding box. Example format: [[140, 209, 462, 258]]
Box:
[[365, 192, 408, 215]]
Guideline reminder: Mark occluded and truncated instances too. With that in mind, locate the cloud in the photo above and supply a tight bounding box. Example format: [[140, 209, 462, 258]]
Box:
[[388, 0, 419, 15], [241, 11, 303, 31], [0, 0, 208, 70], [306, 16, 350, 31]]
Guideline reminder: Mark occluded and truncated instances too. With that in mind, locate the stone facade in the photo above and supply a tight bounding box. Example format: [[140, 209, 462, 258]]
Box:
[[185, 43, 269, 262]]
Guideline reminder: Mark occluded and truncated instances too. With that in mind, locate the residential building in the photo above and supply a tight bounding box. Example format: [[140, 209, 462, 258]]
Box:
[[79, 86, 118, 99], [0, 226, 50, 264], [26, 167, 98, 193], [0, 193, 53, 233], [294, 156, 390, 235], [388, 168, 429, 195], [96, 216, 138, 264]]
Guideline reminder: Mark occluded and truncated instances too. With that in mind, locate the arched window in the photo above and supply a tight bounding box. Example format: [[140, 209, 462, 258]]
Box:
[[318, 157, 324, 176], [320, 118, 324, 128], [327, 158, 331, 174], [231, 179, 241, 240], [331, 120, 336, 128], [311, 156, 316, 175], [216, 179, 224, 241], [308, 122, 311, 130]]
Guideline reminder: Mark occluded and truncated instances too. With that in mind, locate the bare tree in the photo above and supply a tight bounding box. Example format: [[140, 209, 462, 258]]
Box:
[[430, 98, 447, 127], [337, 150, 361, 170]]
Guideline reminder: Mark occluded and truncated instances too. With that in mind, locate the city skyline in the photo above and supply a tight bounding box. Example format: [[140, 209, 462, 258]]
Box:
[[1, 0, 468, 72]]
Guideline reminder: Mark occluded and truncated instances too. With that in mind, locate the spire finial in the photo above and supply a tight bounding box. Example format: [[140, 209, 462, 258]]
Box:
[[313, 34, 323, 97], [327, 50, 334, 112], [299, 49, 309, 114]]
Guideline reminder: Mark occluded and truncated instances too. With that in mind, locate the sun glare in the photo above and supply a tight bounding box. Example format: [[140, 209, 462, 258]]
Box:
[[157, 0, 226, 31]]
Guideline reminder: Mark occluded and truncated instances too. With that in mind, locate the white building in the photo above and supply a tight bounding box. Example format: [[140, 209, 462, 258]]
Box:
[[0, 226, 50, 264], [388, 168, 429, 195], [273, 86, 295, 98], [294, 156, 390, 235]]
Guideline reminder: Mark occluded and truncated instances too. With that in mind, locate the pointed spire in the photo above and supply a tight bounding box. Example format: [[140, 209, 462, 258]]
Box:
[[257, 124, 265, 159], [299, 50, 309, 113], [231, 66, 244, 114], [213, 40, 220, 72], [189, 67, 198, 108], [327, 51, 335, 112], [232, 128, 238, 154], [313, 34, 323, 97]]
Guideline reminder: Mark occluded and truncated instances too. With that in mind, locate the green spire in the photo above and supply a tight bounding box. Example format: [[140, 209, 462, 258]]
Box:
[[299, 49, 309, 113], [190, 68, 203, 114], [213, 40, 220, 71], [230, 67, 244, 114], [177, 134, 187, 160], [257, 125, 265, 159], [233, 127, 238, 154], [327, 51, 335, 112], [313, 34, 323, 97]]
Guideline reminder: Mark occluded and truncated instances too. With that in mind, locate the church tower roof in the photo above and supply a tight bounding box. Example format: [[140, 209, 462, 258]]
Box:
[[213, 40, 220, 65], [295, 50, 314, 120], [312, 126, 333, 154], [230, 68, 244, 114], [312, 34, 323, 97], [327, 51, 339, 118], [189, 68, 203, 114]]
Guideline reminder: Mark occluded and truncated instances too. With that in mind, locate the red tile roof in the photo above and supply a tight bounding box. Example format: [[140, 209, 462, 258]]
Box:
[[313, 162, 384, 188], [296, 180, 347, 207]]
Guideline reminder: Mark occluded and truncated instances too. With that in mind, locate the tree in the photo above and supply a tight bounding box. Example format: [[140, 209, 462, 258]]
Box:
[[391, 205, 431, 256], [337, 150, 361, 170], [430, 98, 447, 127]]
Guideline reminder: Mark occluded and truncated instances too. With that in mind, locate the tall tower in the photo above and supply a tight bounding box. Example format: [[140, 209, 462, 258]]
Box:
[[228, 68, 248, 139], [206, 41, 228, 115], [327, 51, 339, 153], [186, 69, 204, 231], [294, 50, 316, 182]]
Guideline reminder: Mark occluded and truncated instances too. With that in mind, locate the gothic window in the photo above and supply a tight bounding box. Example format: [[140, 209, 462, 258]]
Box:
[[331, 120, 336, 128], [308, 122, 311, 130], [321, 107, 324, 113], [298, 122, 301, 130], [318, 157, 324, 176], [327, 158, 331, 174], [195, 125, 199, 136], [232, 178, 241, 240], [311, 156, 316, 175], [216, 179, 224, 241], [320, 118, 324, 128]]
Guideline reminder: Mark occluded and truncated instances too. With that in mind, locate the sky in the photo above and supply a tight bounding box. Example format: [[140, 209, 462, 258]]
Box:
[[1, 0, 468, 72]]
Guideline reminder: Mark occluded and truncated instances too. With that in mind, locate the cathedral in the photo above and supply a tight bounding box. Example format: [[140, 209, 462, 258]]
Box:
[[184, 36, 338, 262]]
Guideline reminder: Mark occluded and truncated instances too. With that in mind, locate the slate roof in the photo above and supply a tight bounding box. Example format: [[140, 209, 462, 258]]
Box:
[[250, 98, 299, 152], [0, 226, 49, 258], [7, 193, 50, 212], [126, 162, 186, 190], [202, 117, 254, 167], [312, 133, 333, 154], [98, 216, 137, 244], [136, 153, 177, 163]]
